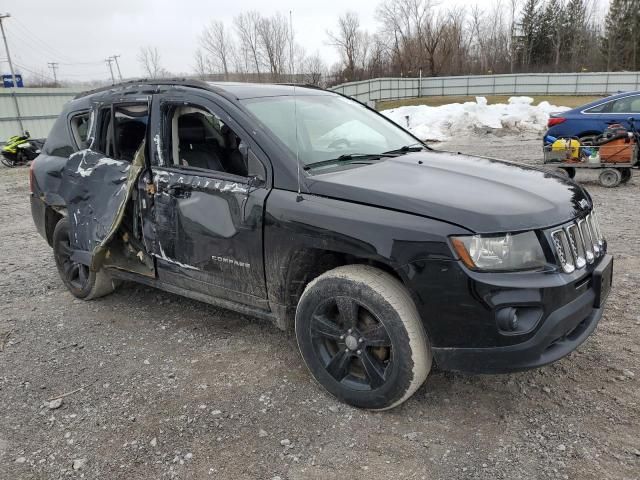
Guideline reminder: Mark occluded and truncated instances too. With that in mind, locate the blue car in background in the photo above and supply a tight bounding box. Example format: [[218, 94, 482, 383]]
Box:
[[546, 91, 640, 142]]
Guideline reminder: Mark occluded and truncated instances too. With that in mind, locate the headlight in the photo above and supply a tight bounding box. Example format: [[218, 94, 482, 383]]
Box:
[[451, 231, 547, 271]]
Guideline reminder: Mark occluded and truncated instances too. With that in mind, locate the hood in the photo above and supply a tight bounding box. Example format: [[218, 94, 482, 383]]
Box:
[[306, 150, 591, 234]]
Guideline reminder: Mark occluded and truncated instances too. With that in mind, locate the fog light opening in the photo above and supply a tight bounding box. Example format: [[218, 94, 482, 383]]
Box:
[[497, 307, 519, 332]]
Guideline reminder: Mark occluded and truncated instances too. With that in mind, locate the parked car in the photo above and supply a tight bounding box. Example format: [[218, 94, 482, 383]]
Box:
[[30, 80, 612, 410], [546, 91, 640, 142]]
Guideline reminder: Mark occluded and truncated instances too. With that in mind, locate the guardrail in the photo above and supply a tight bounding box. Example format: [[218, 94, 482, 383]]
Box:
[[331, 72, 640, 105]]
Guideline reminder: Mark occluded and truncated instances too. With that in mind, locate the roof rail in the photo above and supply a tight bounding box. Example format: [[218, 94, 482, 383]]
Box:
[[276, 82, 325, 91], [73, 78, 218, 99]]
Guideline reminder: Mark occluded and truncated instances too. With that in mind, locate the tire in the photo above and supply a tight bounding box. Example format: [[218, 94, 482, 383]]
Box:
[[52, 218, 116, 300], [295, 265, 431, 410], [1, 153, 16, 168], [598, 168, 622, 188], [560, 167, 576, 179], [620, 168, 632, 183]]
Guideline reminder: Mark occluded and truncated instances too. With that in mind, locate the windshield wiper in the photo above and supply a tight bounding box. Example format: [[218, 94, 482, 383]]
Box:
[[382, 143, 427, 155], [304, 153, 391, 170]]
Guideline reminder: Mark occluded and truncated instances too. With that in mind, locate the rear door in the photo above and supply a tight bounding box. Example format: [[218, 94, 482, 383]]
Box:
[[61, 99, 150, 269], [584, 94, 640, 131], [140, 90, 271, 308]]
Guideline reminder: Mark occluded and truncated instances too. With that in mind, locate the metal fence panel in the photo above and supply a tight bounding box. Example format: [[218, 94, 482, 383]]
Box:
[[332, 72, 640, 105], [0, 88, 80, 139]]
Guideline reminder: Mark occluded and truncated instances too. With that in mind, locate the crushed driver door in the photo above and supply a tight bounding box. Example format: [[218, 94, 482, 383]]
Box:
[[60, 99, 150, 270]]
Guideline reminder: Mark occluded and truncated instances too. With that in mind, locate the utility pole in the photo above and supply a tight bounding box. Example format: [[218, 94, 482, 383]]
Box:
[[112, 54, 123, 81], [47, 62, 59, 86], [0, 13, 24, 131], [105, 57, 115, 84]]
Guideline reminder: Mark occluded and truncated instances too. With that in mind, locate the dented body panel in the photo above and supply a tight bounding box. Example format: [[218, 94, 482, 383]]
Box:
[[61, 149, 143, 269], [147, 167, 269, 307]]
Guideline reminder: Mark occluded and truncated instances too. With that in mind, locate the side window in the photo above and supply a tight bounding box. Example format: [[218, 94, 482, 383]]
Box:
[[166, 105, 249, 177], [585, 101, 612, 114], [95, 104, 149, 161], [69, 112, 91, 150], [611, 95, 640, 114], [114, 105, 149, 161]]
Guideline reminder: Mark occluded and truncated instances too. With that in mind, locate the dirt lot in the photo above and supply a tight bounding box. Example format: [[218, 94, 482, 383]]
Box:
[[1, 134, 638, 480]]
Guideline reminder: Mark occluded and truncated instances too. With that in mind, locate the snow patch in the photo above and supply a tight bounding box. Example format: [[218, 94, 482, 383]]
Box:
[[381, 96, 570, 142]]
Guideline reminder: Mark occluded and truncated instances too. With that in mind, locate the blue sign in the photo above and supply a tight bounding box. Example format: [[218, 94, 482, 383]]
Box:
[[3, 74, 24, 87]]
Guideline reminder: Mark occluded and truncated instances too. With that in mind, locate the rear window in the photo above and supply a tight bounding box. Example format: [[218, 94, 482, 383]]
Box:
[[69, 112, 91, 149], [95, 104, 149, 161], [585, 101, 612, 113]]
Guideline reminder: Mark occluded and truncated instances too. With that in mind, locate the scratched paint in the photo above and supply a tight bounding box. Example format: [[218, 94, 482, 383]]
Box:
[[156, 242, 200, 271]]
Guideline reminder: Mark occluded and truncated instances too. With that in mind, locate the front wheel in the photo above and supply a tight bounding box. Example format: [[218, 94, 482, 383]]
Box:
[[295, 265, 431, 410], [53, 218, 117, 300]]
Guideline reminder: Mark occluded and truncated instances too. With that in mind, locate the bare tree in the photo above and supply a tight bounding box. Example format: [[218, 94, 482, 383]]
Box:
[[327, 11, 367, 81], [258, 13, 290, 81], [200, 20, 233, 80], [303, 52, 326, 85], [138, 46, 164, 78], [235, 11, 263, 79], [193, 48, 212, 79]]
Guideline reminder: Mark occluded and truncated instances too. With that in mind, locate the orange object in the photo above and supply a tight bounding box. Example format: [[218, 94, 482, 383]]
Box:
[[600, 138, 635, 163]]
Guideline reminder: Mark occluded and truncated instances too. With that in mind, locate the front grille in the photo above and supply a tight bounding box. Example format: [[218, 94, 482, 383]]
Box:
[[551, 212, 605, 273]]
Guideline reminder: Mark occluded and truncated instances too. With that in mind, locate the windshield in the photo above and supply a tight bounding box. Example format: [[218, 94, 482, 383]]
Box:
[[241, 94, 418, 165]]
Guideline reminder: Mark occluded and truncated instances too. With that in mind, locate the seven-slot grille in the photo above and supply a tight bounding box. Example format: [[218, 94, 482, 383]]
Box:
[[551, 211, 605, 273]]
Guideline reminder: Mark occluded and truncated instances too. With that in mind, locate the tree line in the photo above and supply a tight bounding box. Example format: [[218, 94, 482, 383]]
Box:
[[133, 0, 639, 87], [327, 0, 639, 84]]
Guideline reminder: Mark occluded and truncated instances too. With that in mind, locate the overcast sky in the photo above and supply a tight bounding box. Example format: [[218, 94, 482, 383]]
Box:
[[2, 0, 609, 83]]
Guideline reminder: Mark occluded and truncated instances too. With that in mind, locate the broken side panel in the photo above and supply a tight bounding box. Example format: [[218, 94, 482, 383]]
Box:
[[60, 145, 145, 270]]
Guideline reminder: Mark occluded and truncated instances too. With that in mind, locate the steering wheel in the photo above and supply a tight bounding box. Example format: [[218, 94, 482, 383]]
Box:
[[327, 138, 352, 150]]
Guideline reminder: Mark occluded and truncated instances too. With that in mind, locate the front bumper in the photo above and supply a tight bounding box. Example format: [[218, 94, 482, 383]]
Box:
[[430, 254, 612, 374]]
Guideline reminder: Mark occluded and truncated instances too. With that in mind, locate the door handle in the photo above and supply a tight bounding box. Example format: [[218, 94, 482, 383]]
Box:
[[167, 185, 190, 198]]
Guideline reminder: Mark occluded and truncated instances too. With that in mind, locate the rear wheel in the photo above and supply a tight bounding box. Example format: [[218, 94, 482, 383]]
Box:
[[599, 168, 622, 188], [53, 218, 116, 300], [295, 265, 431, 410]]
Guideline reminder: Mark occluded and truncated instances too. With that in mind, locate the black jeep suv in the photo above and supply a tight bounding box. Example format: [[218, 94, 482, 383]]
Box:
[[30, 80, 612, 410]]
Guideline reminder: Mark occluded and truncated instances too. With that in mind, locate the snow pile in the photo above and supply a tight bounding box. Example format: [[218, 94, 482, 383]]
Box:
[[381, 96, 570, 141]]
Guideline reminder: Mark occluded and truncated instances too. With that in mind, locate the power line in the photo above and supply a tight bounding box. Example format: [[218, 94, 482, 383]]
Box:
[[12, 16, 76, 63], [6, 17, 108, 71], [12, 61, 53, 80]]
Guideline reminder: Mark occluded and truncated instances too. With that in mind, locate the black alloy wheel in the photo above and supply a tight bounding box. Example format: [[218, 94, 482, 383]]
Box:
[[296, 265, 431, 410], [310, 295, 392, 391]]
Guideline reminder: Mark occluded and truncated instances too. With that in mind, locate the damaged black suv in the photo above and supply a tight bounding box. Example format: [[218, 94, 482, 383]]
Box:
[[30, 80, 613, 410]]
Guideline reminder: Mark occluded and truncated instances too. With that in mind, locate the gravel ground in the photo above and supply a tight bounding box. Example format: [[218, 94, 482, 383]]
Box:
[[1, 133, 638, 479]]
